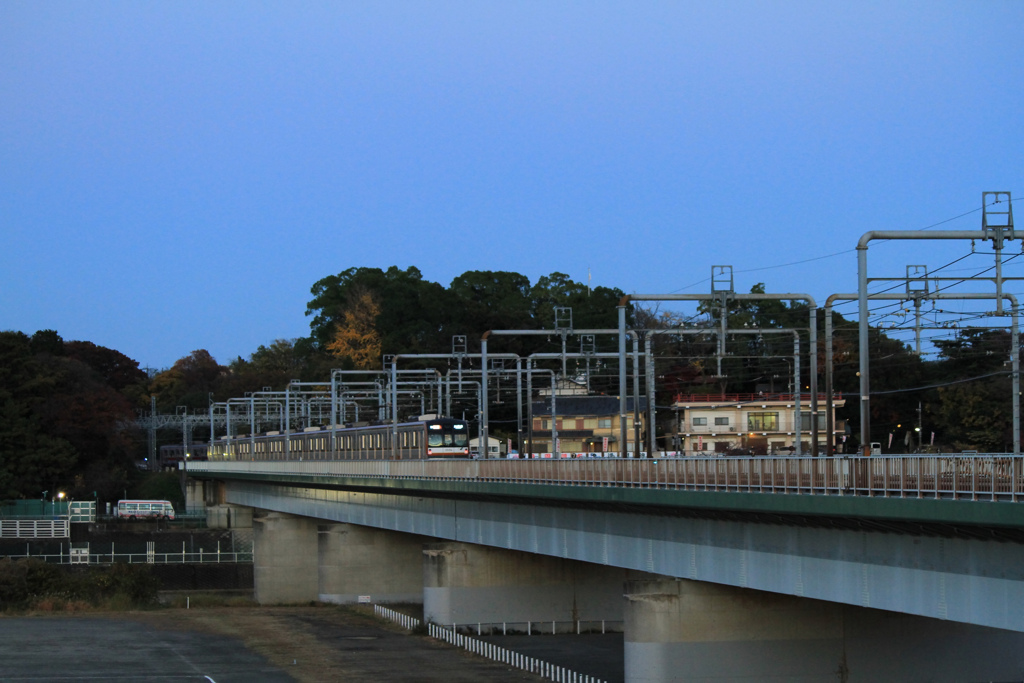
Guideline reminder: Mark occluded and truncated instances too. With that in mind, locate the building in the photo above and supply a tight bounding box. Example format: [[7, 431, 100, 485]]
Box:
[[158, 443, 209, 468], [672, 392, 847, 455], [469, 436, 504, 458], [529, 395, 647, 455]]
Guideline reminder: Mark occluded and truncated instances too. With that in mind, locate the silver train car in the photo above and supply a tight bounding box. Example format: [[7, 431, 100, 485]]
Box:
[[208, 417, 471, 461]]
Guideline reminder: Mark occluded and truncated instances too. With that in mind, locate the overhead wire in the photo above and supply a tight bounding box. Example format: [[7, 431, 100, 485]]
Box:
[[668, 197, 1005, 295]]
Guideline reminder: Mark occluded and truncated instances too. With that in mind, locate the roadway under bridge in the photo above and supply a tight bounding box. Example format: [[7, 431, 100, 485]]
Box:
[[188, 457, 1024, 683]]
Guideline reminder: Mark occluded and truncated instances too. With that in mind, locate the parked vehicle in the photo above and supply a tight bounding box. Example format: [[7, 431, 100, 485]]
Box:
[[115, 499, 176, 521]]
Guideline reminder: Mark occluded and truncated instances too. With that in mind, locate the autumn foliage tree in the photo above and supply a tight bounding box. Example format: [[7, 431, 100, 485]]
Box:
[[325, 288, 382, 370]]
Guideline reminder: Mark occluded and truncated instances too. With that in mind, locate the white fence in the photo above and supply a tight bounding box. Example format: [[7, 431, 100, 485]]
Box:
[[3, 540, 252, 565], [374, 605, 609, 683], [0, 520, 69, 539]]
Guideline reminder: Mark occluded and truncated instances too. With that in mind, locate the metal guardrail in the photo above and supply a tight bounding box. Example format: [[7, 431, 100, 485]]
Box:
[[189, 454, 1024, 502]]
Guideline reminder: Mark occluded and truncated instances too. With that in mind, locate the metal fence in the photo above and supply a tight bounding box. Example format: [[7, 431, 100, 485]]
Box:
[[3, 540, 252, 565], [189, 454, 1024, 502]]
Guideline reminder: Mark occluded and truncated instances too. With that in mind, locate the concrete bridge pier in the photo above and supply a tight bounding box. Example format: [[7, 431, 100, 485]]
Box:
[[318, 523, 426, 605], [624, 578, 1024, 683], [253, 512, 428, 605], [423, 541, 651, 629], [253, 511, 319, 604]]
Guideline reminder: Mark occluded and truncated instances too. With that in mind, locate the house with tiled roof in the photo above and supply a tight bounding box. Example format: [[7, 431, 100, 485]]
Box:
[[528, 395, 647, 455]]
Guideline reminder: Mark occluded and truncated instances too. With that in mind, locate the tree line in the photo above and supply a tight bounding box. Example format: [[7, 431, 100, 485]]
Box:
[[0, 266, 1018, 500]]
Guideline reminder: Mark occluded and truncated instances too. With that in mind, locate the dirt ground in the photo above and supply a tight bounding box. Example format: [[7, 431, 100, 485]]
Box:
[[127, 603, 542, 682]]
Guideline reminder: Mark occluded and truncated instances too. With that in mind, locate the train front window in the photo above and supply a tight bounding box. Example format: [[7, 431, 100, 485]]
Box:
[[452, 422, 468, 447], [428, 427, 444, 447]]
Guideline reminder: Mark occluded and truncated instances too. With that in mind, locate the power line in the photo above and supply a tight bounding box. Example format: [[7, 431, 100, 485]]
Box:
[[670, 197, 1008, 295], [871, 370, 1011, 395]]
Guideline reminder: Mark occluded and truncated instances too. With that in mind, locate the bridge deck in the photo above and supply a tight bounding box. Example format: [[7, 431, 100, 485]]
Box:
[[188, 455, 1024, 532]]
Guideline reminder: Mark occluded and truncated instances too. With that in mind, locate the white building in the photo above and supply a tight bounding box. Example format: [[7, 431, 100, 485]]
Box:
[[673, 392, 847, 455], [470, 435, 504, 458]]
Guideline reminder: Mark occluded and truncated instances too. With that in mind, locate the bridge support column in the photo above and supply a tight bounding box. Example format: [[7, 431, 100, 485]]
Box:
[[424, 542, 650, 628], [624, 578, 1024, 683], [318, 523, 426, 604], [253, 512, 318, 604]]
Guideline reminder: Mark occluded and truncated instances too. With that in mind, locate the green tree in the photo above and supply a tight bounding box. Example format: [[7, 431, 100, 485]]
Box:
[[449, 270, 534, 332], [930, 329, 1015, 451], [0, 331, 140, 500]]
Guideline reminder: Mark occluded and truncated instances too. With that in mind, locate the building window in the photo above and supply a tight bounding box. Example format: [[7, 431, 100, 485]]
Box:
[[714, 417, 729, 426], [692, 417, 707, 426], [598, 418, 612, 429], [541, 419, 549, 430], [800, 412, 827, 430], [747, 412, 779, 430]]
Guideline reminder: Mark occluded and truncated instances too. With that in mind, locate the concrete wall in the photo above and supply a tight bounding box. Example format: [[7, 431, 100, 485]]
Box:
[[424, 541, 658, 627], [624, 578, 1024, 683], [206, 504, 253, 529], [318, 523, 426, 604], [252, 511, 318, 604]]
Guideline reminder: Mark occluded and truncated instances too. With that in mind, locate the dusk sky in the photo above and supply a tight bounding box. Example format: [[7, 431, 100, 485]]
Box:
[[2, 2, 1022, 370]]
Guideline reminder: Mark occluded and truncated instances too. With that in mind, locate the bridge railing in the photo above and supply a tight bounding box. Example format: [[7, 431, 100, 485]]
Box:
[[187, 454, 1024, 502]]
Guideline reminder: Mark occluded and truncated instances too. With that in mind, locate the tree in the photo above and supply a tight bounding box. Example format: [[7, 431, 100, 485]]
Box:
[[150, 350, 225, 413], [449, 270, 533, 332], [64, 341, 147, 392], [0, 331, 139, 500], [325, 288, 383, 370], [930, 329, 1015, 451], [307, 266, 460, 357], [529, 272, 625, 332], [223, 337, 335, 396]]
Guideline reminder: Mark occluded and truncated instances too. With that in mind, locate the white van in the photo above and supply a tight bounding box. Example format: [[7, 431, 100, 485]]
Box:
[[115, 499, 176, 520]]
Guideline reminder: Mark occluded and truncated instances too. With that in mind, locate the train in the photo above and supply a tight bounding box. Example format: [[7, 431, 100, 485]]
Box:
[[208, 417, 471, 461]]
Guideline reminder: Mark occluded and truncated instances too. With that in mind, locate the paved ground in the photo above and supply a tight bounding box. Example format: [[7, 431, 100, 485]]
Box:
[[0, 606, 622, 682], [0, 616, 290, 682], [482, 633, 624, 683], [0, 618, 292, 679]]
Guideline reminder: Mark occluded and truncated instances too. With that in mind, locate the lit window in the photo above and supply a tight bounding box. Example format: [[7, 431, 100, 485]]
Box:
[[748, 412, 779, 430]]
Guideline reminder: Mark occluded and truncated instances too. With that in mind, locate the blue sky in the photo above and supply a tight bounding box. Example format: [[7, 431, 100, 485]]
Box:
[[2, 1, 1022, 369]]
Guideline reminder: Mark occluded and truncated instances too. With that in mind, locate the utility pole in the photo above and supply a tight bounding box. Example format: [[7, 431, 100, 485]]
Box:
[[917, 401, 923, 452]]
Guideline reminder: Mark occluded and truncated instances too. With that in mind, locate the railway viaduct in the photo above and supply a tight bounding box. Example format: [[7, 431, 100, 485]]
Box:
[[188, 456, 1024, 682]]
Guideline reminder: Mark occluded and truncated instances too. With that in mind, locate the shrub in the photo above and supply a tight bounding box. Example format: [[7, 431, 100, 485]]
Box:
[[0, 559, 159, 612]]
